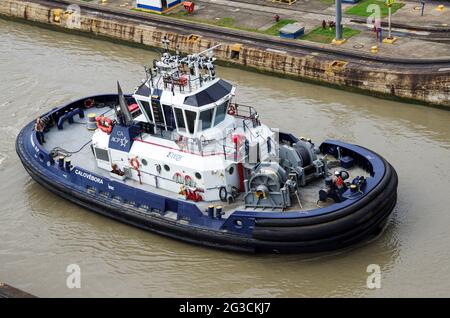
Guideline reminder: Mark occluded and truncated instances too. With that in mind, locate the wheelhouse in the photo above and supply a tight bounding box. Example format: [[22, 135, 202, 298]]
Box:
[[133, 77, 234, 137]]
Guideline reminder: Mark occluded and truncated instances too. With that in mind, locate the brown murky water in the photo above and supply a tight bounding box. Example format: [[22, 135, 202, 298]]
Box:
[[1, 19, 450, 298]]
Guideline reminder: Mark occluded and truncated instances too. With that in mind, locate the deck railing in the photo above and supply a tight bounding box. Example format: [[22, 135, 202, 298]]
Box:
[[152, 72, 214, 94]]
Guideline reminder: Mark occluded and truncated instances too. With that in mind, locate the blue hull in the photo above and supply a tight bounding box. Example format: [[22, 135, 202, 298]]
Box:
[[16, 94, 398, 253]]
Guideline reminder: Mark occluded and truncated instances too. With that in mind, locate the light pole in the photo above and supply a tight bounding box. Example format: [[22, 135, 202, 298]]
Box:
[[387, 2, 392, 39], [383, 0, 397, 43], [336, 0, 342, 40]]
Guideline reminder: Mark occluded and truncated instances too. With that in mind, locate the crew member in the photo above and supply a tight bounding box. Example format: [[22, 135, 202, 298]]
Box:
[[333, 170, 344, 192], [35, 117, 45, 144], [111, 164, 124, 176]]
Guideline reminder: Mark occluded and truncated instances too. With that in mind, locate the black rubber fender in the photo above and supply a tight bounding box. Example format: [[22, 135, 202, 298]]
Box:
[[252, 193, 397, 253], [252, 188, 396, 242]]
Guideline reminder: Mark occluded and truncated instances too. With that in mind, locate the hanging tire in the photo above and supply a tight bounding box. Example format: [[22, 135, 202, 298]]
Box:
[[219, 186, 228, 202]]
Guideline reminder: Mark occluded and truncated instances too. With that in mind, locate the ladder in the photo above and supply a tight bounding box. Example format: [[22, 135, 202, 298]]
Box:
[[151, 97, 165, 127]]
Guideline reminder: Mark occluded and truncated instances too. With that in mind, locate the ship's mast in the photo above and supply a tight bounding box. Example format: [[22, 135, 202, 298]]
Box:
[[145, 39, 221, 90]]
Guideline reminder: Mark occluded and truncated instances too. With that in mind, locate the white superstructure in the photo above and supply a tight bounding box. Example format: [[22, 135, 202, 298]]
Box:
[[91, 42, 278, 203]]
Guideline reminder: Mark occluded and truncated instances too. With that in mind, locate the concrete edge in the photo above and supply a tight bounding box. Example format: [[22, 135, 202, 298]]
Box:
[[0, 282, 36, 298]]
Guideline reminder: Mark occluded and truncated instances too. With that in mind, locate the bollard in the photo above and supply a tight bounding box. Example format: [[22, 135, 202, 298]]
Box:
[[216, 206, 223, 220], [87, 113, 97, 130], [64, 158, 71, 170], [53, 9, 62, 23], [58, 156, 65, 168], [207, 205, 214, 218]]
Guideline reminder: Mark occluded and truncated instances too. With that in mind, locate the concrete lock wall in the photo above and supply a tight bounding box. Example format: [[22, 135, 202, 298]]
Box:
[[0, 0, 449, 108]]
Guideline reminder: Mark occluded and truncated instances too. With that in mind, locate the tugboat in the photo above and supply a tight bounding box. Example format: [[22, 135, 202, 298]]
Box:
[[16, 40, 398, 253]]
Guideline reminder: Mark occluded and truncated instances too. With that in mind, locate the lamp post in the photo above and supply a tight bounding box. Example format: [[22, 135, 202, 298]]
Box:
[[336, 0, 342, 40], [383, 0, 397, 43], [387, 2, 392, 39]]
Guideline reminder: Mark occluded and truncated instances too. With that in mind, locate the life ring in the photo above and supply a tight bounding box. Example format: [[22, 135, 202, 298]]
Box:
[[185, 175, 195, 187], [227, 104, 236, 116], [96, 115, 113, 134], [173, 172, 184, 183], [177, 135, 187, 149], [84, 98, 94, 109], [129, 157, 140, 170]]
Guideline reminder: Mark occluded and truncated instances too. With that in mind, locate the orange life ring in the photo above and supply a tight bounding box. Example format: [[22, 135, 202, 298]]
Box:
[[173, 172, 184, 183], [129, 157, 140, 170], [96, 115, 113, 134], [177, 135, 187, 149], [227, 104, 236, 116], [185, 175, 195, 186], [84, 98, 95, 109]]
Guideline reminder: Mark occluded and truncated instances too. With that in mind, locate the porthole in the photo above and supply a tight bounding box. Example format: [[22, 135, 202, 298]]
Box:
[[164, 164, 170, 172], [234, 219, 243, 229], [195, 172, 202, 180], [228, 166, 234, 175], [141, 158, 148, 166]]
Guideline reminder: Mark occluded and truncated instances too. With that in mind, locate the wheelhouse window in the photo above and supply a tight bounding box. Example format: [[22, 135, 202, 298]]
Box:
[[199, 108, 214, 131], [139, 100, 154, 123], [214, 101, 228, 126], [174, 107, 186, 131], [163, 105, 176, 130], [185, 110, 197, 134]]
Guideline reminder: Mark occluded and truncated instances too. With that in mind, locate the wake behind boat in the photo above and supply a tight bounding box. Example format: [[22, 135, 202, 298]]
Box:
[[16, 40, 397, 253]]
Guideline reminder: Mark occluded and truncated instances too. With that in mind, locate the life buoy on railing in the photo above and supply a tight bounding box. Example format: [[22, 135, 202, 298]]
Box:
[[130, 157, 140, 170], [184, 175, 195, 187], [177, 135, 187, 149], [84, 98, 94, 109], [227, 104, 236, 116], [173, 172, 184, 183], [96, 115, 113, 134], [129, 157, 142, 184]]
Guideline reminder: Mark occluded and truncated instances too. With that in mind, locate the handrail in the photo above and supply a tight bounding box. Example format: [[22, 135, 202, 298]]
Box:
[[156, 72, 212, 94]]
